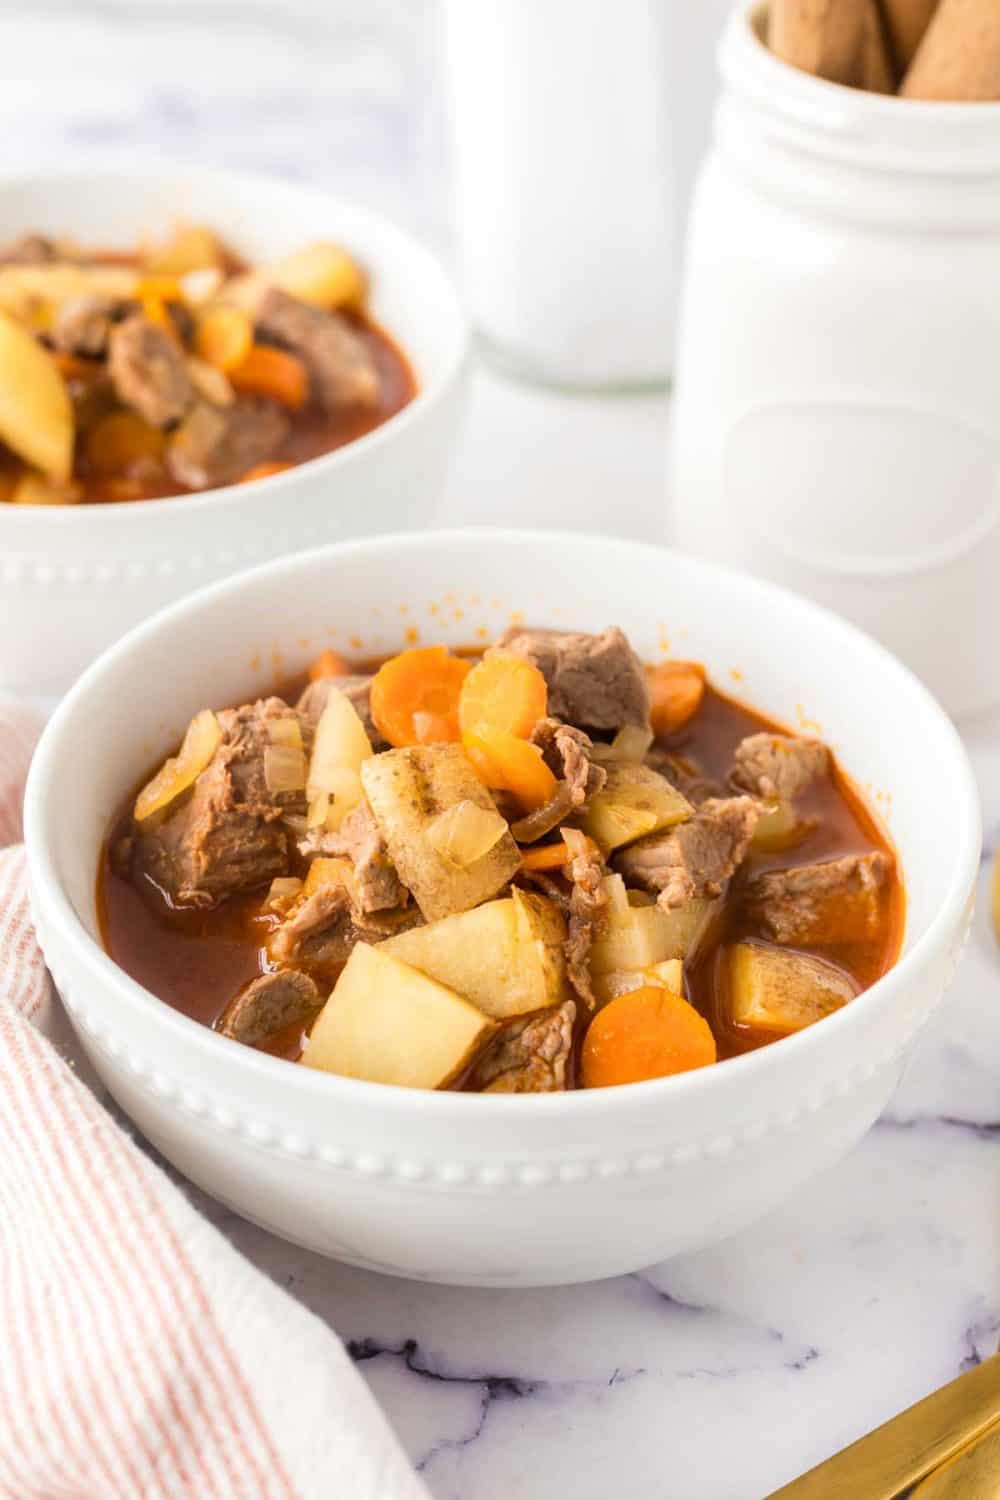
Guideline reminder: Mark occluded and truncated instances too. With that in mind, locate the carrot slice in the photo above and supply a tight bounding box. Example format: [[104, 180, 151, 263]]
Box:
[[230, 344, 308, 409], [464, 725, 558, 811], [195, 305, 254, 373], [518, 840, 573, 872], [648, 661, 706, 738], [309, 648, 350, 682], [238, 460, 294, 485], [85, 411, 166, 476], [458, 651, 548, 740], [581, 985, 717, 1088], [50, 350, 98, 382], [370, 646, 472, 747], [519, 834, 599, 871]]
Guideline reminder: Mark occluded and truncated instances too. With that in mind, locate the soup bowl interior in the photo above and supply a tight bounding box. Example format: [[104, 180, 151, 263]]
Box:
[[0, 167, 467, 695], [24, 531, 980, 1285]]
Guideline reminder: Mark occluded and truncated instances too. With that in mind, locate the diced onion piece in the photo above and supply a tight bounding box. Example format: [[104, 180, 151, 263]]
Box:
[[561, 826, 593, 863], [185, 355, 234, 408], [266, 716, 303, 750], [426, 800, 508, 868], [600, 872, 632, 919], [179, 267, 225, 306], [751, 799, 802, 853], [612, 725, 655, 761], [264, 876, 303, 914], [263, 744, 307, 794], [134, 710, 222, 823], [307, 686, 373, 804]]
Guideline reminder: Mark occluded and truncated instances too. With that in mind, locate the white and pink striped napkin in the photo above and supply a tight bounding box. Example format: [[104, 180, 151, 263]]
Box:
[[0, 701, 429, 1500]]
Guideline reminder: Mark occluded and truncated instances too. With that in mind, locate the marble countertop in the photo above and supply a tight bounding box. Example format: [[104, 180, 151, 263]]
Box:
[[4, 5, 999, 1492]]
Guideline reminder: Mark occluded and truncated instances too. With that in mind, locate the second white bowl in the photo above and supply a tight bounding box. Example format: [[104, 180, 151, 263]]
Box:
[[0, 166, 467, 696]]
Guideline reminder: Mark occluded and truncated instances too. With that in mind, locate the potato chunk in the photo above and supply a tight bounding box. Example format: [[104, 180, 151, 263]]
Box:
[[301, 943, 495, 1089], [725, 940, 857, 1037], [589, 874, 711, 976], [361, 744, 520, 921], [0, 309, 74, 480], [379, 888, 566, 1020], [579, 762, 691, 851]]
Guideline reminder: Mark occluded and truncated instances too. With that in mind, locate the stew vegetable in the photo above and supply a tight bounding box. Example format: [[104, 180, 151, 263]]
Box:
[[100, 622, 903, 1092], [0, 223, 415, 504]]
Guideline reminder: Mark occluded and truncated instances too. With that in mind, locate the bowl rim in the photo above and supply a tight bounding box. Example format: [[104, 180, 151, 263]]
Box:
[[0, 162, 468, 523], [24, 528, 982, 1120]]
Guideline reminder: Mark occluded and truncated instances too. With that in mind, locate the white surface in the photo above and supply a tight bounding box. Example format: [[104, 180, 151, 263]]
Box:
[[5, 2, 1000, 1493], [671, 0, 1000, 717], [0, 166, 467, 697], [27, 532, 978, 1289]]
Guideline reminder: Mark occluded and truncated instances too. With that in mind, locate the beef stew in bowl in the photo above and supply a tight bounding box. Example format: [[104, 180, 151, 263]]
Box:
[[0, 222, 415, 504], [101, 623, 903, 1093]]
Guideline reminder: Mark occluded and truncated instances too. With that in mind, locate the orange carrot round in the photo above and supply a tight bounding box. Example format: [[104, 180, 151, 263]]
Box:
[[195, 305, 254, 373], [230, 344, 308, 409], [308, 648, 350, 682], [85, 411, 166, 476], [648, 661, 706, 738], [458, 651, 548, 740], [464, 725, 558, 811], [581, 985, 717, 1088], [370, 646, 472, 747]]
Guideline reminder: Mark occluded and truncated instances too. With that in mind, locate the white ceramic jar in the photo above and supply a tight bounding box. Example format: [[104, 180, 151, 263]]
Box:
[[670, 0, 1000, 718]]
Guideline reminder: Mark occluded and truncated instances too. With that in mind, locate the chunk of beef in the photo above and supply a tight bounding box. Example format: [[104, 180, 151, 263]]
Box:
[[217, 969, 320, 1047], [496, 626, 650, 732], [135, 698, 301, 908], [563, 835, 609, 1008], [296, 674, 380, 745], [617, 796, 759, 911], [108, 312, 194, 428], [0, 234, 59, 265], [741, 851, 893, 948], [730, 733, 830, 803], [255, 288, 378, 410], [296, 801, 405, 913], [467, 1001, 576, 1093], [508, 719, 607, 843], [52, 293, 135, 357], [166, 397, 290, 490], [532, 717, 606, 807], [268, 879, 419, 973]]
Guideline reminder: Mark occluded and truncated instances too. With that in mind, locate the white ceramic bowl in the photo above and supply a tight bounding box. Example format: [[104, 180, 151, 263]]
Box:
[[0, 166, 467, 697], [24, 531, 980, 1287]]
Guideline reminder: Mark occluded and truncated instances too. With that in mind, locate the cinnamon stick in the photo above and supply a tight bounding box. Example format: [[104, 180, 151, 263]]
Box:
[[878, 0, 939, 73], [770, 0, 894, 90], [900, 0, 1000, 98]]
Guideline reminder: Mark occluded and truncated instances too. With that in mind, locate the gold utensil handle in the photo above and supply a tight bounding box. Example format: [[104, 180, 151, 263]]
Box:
[[766, 1355, 1000, 1498], [909, 1419, 1000, 1497]]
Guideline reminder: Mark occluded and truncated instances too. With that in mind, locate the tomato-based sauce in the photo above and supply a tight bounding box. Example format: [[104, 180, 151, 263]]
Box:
[[98, 671, 904, 1072]]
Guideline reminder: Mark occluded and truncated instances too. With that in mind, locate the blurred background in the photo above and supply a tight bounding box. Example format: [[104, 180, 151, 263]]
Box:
[[0, 0, 731, 272]]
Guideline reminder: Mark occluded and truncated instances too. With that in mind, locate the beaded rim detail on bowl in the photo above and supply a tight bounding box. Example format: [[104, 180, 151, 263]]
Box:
[[35, 901, 973, 1190]]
